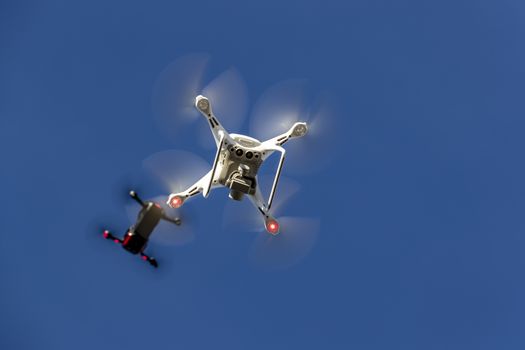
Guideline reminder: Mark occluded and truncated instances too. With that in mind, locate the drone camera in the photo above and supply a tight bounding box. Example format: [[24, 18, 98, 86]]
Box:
[[229, 177, 252, 200], [228, 164, 255, 201], [230, 177, 251, 191], [229, 189, 244, 201]]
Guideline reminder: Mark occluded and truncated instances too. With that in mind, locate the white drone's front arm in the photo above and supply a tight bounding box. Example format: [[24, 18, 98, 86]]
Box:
[[166, 169, 221, 208], [247, 181, 273, 219], [260, 121, 308, 160], [195, 95, 233, 147]]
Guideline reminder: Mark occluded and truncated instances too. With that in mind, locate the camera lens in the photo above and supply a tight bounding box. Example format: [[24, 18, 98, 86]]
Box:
[[236, 149, 243, 156], [246, 151, 253, 159]]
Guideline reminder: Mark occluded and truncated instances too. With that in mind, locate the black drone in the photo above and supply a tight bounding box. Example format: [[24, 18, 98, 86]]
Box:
[[102, 190, 180, 267]]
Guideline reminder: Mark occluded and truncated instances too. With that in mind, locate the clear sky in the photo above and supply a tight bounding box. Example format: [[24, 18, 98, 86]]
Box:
[[1, 0, 525, 349]]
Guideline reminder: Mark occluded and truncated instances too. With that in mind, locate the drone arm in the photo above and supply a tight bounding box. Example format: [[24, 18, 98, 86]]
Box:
[[261, 122, 308, 149], [161, 214, 181, 226], [203, 133, 225, 197], [102, 230, 123, 243], [167, 170, 220, 208], [247, 184, 279, 234], [129, 191, 146, 207], [195, 95, 232, 147], [247, 183, 270, 219], [139, 252, 158, 267]]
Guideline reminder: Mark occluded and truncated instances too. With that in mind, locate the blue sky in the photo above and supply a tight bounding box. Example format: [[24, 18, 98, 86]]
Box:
[[1, 0, 525, 349]]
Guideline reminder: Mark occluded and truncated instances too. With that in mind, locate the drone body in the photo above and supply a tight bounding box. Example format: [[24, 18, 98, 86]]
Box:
[[167, 95, 308, 235], [102, 191, 180, 267]]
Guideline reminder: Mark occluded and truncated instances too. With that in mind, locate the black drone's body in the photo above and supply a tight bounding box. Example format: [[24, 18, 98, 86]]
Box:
[[102, 191, 180, 267]]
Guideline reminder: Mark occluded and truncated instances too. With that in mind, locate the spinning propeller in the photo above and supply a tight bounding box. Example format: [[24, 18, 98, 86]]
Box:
[[143, 54, 337, 268], [152, 55, 339, 169], [140, 149, 209, 243], [249, 79, 341, 174], [152, 53, 249, 149], [223, 176, 320, 270], [87, 169, 197, 256]]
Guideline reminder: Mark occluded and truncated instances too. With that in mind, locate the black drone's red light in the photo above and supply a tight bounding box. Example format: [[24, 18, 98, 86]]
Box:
[[142, 256, 147, 261], [113, 239, 120, 244], [123, 233, 132, 246], [169, 196, 183, 208], [266, 219, 280, 235], [103, 231, 109, 238]]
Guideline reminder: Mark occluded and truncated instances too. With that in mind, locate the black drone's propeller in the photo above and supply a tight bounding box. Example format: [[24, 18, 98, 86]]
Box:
[[151, 53, 249, 149]]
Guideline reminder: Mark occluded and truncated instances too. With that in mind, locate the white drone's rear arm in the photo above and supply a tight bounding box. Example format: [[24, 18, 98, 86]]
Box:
[[247, 181, 271, 217], [167, 96, 231, 208]]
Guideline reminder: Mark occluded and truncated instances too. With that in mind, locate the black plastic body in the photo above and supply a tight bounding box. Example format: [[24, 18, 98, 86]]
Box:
[[121, 203, 163, 254]]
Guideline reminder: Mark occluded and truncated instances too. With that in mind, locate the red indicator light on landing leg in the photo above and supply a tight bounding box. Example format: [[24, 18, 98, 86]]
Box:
[[169, 196, 183, 208], [103, 231, 109, 238], [142, 256, 147, 261], [113, 239, 120, 244], [266, 219, 280, 235]]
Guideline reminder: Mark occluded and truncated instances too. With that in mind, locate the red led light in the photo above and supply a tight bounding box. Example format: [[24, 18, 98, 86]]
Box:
[[103, 231, 109, 238], [113, 239, 120, 244], [123, 233, 132, 245], [170, 196, 183, 208], [142, 256, 147, 261], [266, 219, 279, 235]]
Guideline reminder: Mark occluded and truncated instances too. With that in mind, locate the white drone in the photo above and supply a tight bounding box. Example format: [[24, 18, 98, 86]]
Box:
[[166, 95, 308, 235]]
